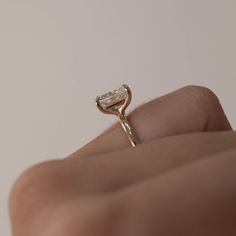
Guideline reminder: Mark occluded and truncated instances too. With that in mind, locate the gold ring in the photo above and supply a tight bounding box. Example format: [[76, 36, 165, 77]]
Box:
[[96, 84, 138, 147]]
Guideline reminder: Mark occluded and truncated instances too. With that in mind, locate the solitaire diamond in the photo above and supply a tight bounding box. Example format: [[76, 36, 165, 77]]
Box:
[[96, 84, 138, 147], [97, 85, 127, 109]]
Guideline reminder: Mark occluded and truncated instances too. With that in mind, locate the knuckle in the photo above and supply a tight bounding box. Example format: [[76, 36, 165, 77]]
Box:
[[179, 85, 232, 130], [45, 197, 119, 236], [184, 85, 219, 102], [10, 160, 62, 205], [10, 160, 63, 233], [181, 85, 223, 115], [182, 85, 220, 106]]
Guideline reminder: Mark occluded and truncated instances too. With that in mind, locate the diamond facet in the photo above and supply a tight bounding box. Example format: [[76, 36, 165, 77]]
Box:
[[98, 85, 127, 109]]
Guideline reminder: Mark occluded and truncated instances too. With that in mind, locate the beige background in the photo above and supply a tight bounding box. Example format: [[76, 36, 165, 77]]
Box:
[[1, 0, 236, 235]]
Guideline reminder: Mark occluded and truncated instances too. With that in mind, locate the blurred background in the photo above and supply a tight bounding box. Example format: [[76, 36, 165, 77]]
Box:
[[0, 0, 236, 235]]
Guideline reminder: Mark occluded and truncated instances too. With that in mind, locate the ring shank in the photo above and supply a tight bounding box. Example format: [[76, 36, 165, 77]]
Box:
[[118, 113, 138, 147]]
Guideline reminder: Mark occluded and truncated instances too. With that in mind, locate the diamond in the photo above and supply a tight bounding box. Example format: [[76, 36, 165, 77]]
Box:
[[96, 84, 137, 147], [98, 85, 127, 109]]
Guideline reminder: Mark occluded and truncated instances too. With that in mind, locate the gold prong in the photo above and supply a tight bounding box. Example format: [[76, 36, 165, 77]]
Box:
[[96, 84, 138, 147]]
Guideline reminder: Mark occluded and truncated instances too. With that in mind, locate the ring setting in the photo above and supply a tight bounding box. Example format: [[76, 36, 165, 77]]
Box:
[[96, 84, 138, 147]]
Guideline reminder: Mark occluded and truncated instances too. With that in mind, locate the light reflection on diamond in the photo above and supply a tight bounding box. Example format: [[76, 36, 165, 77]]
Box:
[[98, 86, 127, 109]]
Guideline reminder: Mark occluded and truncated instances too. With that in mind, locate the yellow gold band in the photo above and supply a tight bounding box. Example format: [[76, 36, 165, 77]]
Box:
[[118, 113, 138, 147]]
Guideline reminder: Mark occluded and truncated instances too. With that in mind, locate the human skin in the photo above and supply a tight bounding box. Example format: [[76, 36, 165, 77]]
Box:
[[9, 86, 236, 236]]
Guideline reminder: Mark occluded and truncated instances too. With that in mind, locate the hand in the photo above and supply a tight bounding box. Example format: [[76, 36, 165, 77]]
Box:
[[9, 86, 236, 236]]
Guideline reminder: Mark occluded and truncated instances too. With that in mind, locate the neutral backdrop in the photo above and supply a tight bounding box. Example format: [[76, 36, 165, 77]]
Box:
[[1, 0, 236, 235]]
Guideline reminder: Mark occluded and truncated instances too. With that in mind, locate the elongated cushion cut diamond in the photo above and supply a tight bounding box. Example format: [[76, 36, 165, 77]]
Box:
[[98, 85, 127, 109]]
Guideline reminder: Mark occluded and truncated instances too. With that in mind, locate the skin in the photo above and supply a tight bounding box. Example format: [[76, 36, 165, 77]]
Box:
[[9, 85, 236, 236]]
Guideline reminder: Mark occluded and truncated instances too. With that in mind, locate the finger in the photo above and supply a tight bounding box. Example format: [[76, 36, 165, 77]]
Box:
[[21, 146, 236, 236], [10, 132, 236, 235], [112, 148, 236, 235], [11, 131, 236, 212], [70, 86, 232, 159], [65, 131, 236, 193]]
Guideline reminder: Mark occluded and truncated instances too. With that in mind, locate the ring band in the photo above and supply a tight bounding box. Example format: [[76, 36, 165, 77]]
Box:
[[96, 84, 138, 147]]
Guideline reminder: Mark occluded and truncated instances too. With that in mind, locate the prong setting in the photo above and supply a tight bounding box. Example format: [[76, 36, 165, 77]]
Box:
[[96, 84, 131, 115], [96, 84, 138, 147]]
